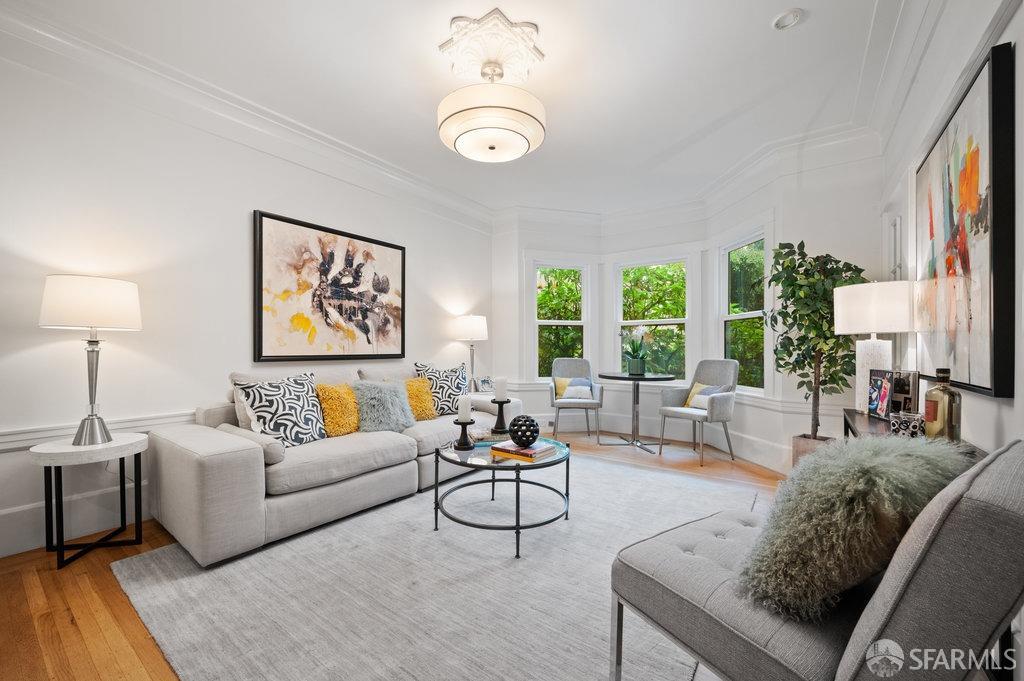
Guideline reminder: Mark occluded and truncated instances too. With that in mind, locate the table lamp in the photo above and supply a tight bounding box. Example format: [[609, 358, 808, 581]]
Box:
[[833, 280, 913, 413], [39, 275, 142, 445], [453, 314, 487, 392]]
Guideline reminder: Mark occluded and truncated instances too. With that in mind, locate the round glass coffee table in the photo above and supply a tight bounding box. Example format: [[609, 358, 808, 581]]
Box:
[[433, 438, 569, 559]]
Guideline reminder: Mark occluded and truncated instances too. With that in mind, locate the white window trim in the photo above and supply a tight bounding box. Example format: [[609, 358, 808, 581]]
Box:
[[606, 247, 699, 384], [718, 225, 770, 394], [524, 251, 598, 382]]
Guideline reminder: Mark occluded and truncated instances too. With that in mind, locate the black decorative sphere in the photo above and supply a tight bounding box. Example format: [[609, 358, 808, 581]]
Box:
[[508, 415, 540, 447]]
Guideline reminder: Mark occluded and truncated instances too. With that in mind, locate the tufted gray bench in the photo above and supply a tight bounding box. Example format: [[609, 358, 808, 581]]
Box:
[[610, 439, 1024, 681]]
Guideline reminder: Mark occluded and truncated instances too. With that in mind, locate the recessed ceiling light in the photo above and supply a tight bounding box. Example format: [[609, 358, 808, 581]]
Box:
[[772, 8, 804, 31]]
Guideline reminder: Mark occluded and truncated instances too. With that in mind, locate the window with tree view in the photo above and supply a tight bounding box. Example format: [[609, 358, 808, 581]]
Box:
[[620, 262, 686, 378], [724, 239, 765, 388], [536, 267, 584, 378]]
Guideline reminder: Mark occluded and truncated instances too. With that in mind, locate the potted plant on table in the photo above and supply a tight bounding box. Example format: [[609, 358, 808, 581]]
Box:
[[621, 325, 649, 375], [766, 241, 866, 463]]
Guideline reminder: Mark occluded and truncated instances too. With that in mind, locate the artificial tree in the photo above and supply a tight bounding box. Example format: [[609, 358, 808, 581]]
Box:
[[765, 241, 867, 444]]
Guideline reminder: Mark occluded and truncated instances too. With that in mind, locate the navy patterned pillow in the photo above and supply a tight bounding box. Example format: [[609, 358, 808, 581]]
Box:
[[233, 372, 326, 447], [413, 363, 468, 416]]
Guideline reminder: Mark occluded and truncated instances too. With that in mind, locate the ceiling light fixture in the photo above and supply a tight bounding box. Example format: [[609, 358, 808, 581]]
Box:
[[437, 8, 546, 163], [772, 8, 804, 31]]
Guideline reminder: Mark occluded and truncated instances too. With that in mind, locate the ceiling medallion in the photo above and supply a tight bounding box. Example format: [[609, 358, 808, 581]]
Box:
[[437, 8, 546, 163]]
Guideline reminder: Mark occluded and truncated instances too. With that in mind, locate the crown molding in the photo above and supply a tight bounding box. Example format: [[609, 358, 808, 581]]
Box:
[[0, 7, 495, 235]]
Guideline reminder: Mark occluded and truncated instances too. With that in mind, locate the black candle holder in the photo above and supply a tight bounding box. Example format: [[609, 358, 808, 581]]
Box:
[[491, 399, 511, 434], [453, 418, 475, 451]]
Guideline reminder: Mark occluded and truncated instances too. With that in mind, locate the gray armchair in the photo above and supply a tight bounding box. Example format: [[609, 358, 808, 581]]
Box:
[[658, 359, 738, 465], [549, 357, 604, 442]]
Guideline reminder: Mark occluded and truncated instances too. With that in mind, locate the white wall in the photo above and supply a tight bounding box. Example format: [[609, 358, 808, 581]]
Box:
[[0, 58, 492, 557], [880, 0, 1024, 458]]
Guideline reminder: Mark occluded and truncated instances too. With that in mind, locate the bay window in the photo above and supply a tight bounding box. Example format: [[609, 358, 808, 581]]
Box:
[[535, 267, 584, 378], [619, 261, 687, 379]]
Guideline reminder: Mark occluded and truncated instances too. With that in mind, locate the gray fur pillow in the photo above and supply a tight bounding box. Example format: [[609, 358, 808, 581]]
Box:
[[352, 381, 415, 433], [740, 436, 971, 621]]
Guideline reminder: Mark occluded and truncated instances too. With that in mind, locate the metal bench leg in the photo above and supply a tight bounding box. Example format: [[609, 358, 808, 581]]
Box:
[[658, 415, 666, 456], [610, 595, 623, 681]]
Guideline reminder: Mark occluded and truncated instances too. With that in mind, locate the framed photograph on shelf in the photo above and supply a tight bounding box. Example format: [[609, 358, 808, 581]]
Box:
[[867, 369, 894, 420], [914, 42, 1015, 397], [253, 211, 406, 362], [889, 370, 920, 414]]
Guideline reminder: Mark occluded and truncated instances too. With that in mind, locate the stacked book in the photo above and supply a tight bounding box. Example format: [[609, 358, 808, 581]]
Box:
[[491, 440, 556, 463]]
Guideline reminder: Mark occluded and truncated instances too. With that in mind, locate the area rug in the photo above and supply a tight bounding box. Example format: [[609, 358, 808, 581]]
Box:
[[113, 455, 764, 680]]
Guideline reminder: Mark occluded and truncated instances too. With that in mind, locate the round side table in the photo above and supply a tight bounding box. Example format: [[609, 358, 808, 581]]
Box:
[[597, 372, 675, 453], [29, 432, 148, 569]]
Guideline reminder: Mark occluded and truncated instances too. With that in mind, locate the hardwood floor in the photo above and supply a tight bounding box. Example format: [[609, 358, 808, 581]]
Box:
[[0, 431, 782, 680]]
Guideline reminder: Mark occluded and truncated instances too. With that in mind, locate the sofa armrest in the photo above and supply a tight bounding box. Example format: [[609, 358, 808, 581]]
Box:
[[661, 387, 689, 408], [148, 424, 266, 566], [196, 401, 238, 428], [217, 423, 284, 465]]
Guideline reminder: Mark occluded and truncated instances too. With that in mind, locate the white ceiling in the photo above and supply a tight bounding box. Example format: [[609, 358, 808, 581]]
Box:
[[9, 0, 901, 215]]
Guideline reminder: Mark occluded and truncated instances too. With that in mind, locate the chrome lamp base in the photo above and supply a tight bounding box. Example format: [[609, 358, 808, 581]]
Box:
[[73, 414, 112, 446]]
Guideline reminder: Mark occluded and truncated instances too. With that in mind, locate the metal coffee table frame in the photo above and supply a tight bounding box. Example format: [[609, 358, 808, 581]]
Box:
[[433, 442, 570, 558]]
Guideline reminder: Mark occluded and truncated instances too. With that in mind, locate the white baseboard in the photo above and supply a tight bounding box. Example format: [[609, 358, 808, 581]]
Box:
[[0, 480, 150, 558]]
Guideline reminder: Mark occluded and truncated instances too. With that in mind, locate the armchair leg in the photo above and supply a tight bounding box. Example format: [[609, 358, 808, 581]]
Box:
[[586, 410, 591, 436], [658, 415, 666, 456], [698, 421, 704, 466], [691, 421, 696, 446], [596, 409, 602, 445], [723, 422, 735, 460], [553, 408, 560, 440], [610, 595, 623, 681]]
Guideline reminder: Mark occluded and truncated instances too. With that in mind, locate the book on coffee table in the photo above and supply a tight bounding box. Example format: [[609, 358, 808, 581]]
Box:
[[490, 440, 556, 462]]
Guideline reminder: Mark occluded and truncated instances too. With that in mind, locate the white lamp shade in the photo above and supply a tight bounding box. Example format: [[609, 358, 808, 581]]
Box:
[[453, 314, 488, 341], [39, 275, 142, 331], [834, 281, 913, 335], [437, 83, 545, 163]]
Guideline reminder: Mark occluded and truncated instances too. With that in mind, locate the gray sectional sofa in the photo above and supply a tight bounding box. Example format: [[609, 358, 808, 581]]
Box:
[[148, 365, 521, 567]]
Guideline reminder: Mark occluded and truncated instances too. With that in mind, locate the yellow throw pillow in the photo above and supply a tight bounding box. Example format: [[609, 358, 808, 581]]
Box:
[[684, 382, 711, 407], [406, 377, 437, 421], [554, 377, 572, 398], [316, 383, 360, 437]]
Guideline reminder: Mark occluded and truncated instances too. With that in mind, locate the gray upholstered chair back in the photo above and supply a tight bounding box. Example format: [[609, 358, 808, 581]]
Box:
[[551, 357, 593, 381], [686, 359, 739, 402], [836, 439, 1024, 680]]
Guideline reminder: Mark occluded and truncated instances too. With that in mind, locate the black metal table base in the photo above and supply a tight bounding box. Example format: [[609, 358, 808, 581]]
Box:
[[44, 452, 143, 569], [434, 451, 570, 558]]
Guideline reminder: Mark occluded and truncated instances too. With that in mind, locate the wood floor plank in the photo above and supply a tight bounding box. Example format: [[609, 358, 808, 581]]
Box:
[[56, 566, 127, 681], [37, 567, 103, 681], [1, 571, 50, 681], [23, 568, 74, 681], [74, 570, 150, 681]]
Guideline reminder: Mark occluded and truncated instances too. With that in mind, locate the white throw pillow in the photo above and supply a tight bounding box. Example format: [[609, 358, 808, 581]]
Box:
[[562, 385, 593, 399]]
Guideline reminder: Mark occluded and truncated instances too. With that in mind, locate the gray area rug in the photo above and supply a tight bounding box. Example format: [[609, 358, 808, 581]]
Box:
[[114, 455, 762, 680]]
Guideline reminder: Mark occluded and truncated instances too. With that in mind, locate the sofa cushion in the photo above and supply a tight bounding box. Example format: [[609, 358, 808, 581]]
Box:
[[414, 363, 468, 416], [216, 423, 285, 465], [406, 377, 438, 421], [316, 383, 360, 437], [264, 431, 416, 495], [233, 373, 326, 447], [740, 436, 971, 621], [353, 381, 416, 432], [613, 510, 874, 681], [357, 364, 416, 382], [404, 410, 497, 455], [228, 368, 360, 428]]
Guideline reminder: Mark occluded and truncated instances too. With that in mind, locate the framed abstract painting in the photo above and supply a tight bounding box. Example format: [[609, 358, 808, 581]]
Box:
[[914, 42, 1014, 398], [253, 211, 405, 362]]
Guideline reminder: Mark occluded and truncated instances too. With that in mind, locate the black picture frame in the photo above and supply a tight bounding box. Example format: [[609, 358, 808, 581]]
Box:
[[914, 42, 1014, 398], [253, 210, 406, 362]]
